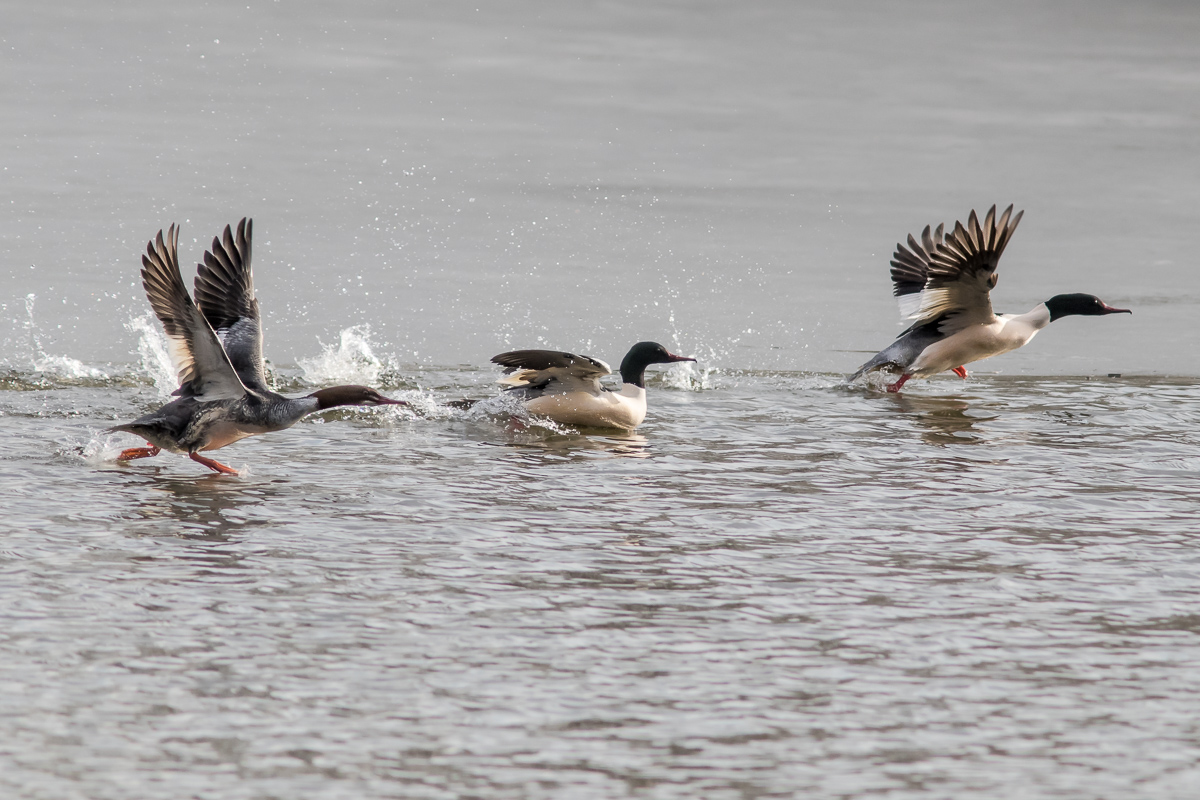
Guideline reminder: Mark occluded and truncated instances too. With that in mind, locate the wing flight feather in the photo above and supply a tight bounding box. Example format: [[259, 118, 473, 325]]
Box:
[[140, 225, 246, 401], [908, 205, 1024, 334], [193, 218, 269, 392], [491, 349, 611, 394]]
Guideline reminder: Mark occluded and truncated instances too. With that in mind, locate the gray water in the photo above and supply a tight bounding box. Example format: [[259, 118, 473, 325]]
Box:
[[3, 1, 1200, 798]]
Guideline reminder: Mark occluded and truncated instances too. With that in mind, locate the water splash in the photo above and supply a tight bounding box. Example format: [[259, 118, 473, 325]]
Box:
[[31, 353, 106, 380], [459, 393, 578, 435], [660, 304, 732, 389], [72, 430, 133, 466], [72, 429, 252, 476], [125, 314, 177, 397], [660, 359, 717, 391], [308, 389, 445, 423], [393, 390, 456, 420], [24, 294, 106, 379], [299, 325, 393, 386]]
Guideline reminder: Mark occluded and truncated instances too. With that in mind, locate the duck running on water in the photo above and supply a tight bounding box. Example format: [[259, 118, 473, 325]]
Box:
[[850, 205, 1130, 392], [112, 219, 404, 474]]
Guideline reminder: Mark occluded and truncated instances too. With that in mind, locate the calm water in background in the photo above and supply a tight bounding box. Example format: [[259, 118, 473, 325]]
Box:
[[3, 1, 1200, 798]]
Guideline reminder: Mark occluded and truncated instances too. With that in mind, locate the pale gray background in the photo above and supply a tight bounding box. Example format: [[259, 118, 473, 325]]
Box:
[[3, 0, 1195, 374]]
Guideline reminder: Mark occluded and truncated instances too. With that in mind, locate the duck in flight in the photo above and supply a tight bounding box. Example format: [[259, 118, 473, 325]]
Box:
[[490, 341, 696, 430], [112, 219, 404, 474], [850, 205, 1130, 392]]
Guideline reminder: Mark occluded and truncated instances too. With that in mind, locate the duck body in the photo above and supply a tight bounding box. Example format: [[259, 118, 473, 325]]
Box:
[[113, 219, 402, 474], [113, 391, 321, 455], [850, 205, 1130, 391], [904, 305, 1050, 378], [491, 342, 694, 430], [523, 384, 649, 430]]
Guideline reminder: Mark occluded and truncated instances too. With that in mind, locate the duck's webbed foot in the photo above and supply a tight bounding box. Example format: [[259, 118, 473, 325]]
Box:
[[189, 452, 240, 475], [951, 366, 968, 379], [118, 443, 160, 461], [886, 374, 912, 393]]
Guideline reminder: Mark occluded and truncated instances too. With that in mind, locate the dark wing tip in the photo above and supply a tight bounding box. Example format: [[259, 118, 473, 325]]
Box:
[[888, 223, 941, 299], [194, 216, 258, 326], [490, 349, 580, 373], [144, 224, 179, 268], [925, 204, 1027, 284]]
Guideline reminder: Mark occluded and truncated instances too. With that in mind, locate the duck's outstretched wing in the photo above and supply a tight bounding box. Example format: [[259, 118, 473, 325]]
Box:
[[889, 223, 944, 318], [193, 218, 269, 393], [140, 225, 246, 401], [491, 349, 611, 396], [913, 204, 1024, 334]]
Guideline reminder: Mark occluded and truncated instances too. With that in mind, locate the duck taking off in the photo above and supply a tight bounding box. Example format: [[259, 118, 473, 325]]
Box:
[[850, 205, 1130, 392], [491, 342, 695, 430], [112, 219, 404, 474]]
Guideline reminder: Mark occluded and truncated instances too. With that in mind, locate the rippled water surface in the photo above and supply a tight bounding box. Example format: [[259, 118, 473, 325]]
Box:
[[3, 366, 1200, 799], [5, 0, 1200, 797]]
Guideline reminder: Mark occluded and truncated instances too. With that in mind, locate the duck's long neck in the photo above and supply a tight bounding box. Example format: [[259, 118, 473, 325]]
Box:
[[619, 364, 647, 387], [618, 383, 647, 400], [997, 303, 1052, 351], [266, 386, 361, 425], [619, 355, 654, 387], [256, 395, 322, 431], [1015, 303, 1052, 332]]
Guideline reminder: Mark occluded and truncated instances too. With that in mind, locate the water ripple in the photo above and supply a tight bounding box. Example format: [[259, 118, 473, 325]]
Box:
[[1, 372, 1199, 798]]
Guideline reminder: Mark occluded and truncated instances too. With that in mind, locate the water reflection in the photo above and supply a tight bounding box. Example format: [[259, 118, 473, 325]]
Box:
[[502, 429, 652, 460], [16, 370, 1200, 800], [121, 472, 280, 543], [883, 392, 993, 446], [450, 404, 655, 460]]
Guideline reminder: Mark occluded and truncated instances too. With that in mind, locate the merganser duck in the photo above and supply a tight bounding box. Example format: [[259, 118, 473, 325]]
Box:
[[491, 341, 696, 430], [850, 205, 1130, 392], [112, 219, 404, 474]]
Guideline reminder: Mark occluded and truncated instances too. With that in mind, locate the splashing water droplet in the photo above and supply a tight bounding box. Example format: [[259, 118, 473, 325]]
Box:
[[125, 314, 176, 396], [299, 325, 390, 386]]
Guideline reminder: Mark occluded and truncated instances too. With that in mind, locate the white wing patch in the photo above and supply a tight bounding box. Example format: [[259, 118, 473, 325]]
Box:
[[498, 369, 541, 387], [897, 293, 923, 319], [496, 360, 612, 395], [914, 270, 997, 333], [889, 205, 1021, 332]]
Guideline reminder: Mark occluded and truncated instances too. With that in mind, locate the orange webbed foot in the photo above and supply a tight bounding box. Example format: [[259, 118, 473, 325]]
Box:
[[886, 374, 912, 393], [118, 444, 160, 461], [189, 452, 240, 475], [950, 366, 968, 379]]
